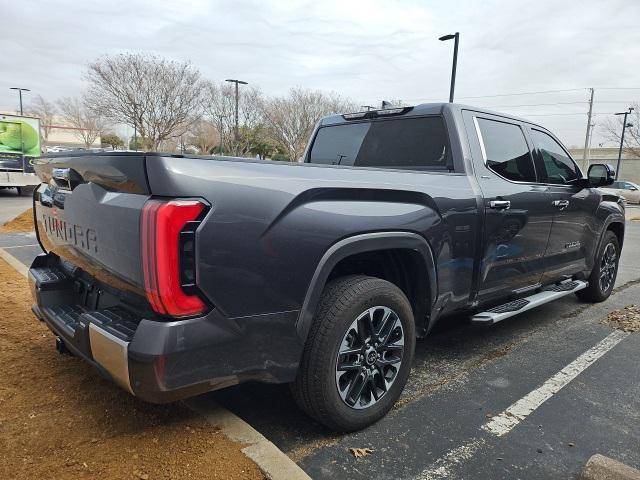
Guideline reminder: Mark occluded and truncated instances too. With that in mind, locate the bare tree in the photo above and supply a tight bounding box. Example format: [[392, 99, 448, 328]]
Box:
[[57, 97, 108, 148], [202, 81, 265, 155], [601, 102, 640, 157], [85, 53, 205, 150], [187, 119, 219, 154], [28, 95, 57, 142], [261, 87, 355, 161]]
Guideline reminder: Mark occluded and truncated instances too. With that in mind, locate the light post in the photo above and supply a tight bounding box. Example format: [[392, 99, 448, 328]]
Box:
[[214, 114, 228, 155], [439, 32, 459, 103], [225, 79, 248, 154], [131, 102, 141, 151], [10, 87, 30, 115], [615, 107, 634, 180]]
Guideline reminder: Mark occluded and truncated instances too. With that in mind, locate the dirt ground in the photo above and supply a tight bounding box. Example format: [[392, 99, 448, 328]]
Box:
[[0, 258, 263, 480], [0, 208, 34, 233]]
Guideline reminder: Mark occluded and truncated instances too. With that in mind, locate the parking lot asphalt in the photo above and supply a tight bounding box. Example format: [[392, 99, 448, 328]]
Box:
[[0, 188, 32, 224], [1, 219, 639, 479]]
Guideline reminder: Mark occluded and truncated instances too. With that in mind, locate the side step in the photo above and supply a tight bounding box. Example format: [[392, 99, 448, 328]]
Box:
[[471, 280, 588, 325]]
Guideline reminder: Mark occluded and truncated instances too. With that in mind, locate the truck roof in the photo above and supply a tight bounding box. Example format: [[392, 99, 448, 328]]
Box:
[[319, 102, 542, 129]]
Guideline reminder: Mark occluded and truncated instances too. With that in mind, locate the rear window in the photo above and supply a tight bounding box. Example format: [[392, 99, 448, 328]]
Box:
[[307, 117, 451, 171]]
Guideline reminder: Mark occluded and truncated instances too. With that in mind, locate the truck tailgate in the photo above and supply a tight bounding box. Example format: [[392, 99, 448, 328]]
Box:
[[33, 153, 149, 294]]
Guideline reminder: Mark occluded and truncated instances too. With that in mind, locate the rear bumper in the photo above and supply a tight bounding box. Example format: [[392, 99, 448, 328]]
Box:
[[29, 254, 303, 403]]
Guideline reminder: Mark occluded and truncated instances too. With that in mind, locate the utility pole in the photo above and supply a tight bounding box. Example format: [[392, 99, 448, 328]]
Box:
[[582, 88, 594, 172], [10, 87, 30, 116], [439, 33, 459, 102], [614, 107, 634, 180], [214, 114, 228, 155], [225, 79, 248, 155]]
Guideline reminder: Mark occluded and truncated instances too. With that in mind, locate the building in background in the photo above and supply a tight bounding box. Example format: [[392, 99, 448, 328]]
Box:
[[569, 147, 640, 184], [0, 111, 101, 150]]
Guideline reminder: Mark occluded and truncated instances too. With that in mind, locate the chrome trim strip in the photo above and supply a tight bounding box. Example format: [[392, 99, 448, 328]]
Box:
[[473, 116, 488, 162], [89, 323, 133, 394]]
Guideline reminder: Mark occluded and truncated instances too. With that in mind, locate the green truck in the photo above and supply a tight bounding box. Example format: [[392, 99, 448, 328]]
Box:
[[0, 113, 41, 195]]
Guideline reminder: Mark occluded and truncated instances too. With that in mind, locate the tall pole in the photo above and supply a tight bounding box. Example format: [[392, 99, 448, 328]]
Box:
[[10, 87, 30, 116], [225, 79, 248, 155], [215, 114, 227, 155], [449, 33, 459, 103], [582, 88, 594, 172], [615, 109, 632, 180], [439, 33, 459, 102]]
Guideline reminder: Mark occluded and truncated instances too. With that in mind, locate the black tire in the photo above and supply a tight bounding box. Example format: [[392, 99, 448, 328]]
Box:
[[576, 230, 620, 303], [291, 275, 415, 432]]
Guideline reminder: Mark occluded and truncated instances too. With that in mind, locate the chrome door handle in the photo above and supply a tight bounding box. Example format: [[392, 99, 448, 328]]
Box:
[[552, 200, 570, 210], [489, 200, 511, 210]]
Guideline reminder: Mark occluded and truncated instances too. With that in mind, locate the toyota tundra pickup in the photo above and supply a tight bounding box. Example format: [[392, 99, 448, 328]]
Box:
[[28, 103, 624, 431]]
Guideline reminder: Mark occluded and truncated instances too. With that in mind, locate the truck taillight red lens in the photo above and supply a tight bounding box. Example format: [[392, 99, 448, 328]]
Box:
[[141, 199, 207, 317]]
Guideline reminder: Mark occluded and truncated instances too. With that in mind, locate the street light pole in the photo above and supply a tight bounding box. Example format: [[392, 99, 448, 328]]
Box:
[[615, 107, 634, 180], [132, 102, 140, 151], [225, 79, 248, 155], [10, 87, 31, 116], [215, 114, 228, 155], [439, 33, 459, 103]]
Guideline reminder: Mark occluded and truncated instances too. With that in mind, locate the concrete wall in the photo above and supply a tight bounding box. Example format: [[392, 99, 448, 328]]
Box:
[[569, 148, 640, 183]]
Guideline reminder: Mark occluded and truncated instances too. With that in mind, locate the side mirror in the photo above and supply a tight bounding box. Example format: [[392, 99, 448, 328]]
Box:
[[587, 163, 615, 187], [630, 186, 638, 191]]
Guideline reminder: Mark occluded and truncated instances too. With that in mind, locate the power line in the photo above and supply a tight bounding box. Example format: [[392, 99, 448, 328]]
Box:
[[406, 87, 587, 102], [516, 112, 618, 117], [481, 101, 586, 108]]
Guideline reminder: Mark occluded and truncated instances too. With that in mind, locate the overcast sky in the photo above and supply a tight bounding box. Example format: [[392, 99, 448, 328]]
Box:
[[2, 0, 639, 147]]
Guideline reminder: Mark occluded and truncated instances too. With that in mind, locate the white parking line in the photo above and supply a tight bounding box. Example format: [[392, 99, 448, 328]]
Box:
[[416, 329, 629, 479], [483, 330, 629, 436], [417, 437, 486, 480]]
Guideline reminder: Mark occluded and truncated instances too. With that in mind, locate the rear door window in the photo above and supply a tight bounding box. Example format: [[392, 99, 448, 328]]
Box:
[[530, 129, 580, 185], [475, 117, 536, 183], [308, 116, 451, 171]]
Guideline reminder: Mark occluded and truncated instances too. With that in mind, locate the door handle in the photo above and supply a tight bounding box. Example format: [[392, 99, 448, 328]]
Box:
[[552, 200, 570, 210], [489, 200, 511, 210]]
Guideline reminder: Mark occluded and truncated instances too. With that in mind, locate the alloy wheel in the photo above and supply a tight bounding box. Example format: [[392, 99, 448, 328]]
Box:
[[335, 306, 405, 410], [599, 242, 617, 292]]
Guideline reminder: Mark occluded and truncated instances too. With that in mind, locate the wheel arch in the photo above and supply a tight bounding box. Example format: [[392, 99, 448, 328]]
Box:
[[296, 232, 437, 342]]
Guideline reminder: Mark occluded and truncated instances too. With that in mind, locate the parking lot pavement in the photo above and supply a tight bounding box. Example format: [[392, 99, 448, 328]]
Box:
[[2, 222, 639, 479], [0, 188, 32, 224]]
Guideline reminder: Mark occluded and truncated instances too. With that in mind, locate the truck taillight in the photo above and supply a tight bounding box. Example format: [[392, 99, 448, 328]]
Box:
[[141, 199, 207, 317]]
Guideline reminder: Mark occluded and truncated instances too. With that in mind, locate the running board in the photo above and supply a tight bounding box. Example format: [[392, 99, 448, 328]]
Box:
[[471, 280, 588, 325]]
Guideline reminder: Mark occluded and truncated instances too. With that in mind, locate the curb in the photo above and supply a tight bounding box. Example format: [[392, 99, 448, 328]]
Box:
[[0, 247, 29, 278], [186, 396, 312, 480], [581, 454, 640, 480], [0, 246, 311, 480]]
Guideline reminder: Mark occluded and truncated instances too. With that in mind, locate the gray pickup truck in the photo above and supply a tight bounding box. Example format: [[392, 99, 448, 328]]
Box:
[[29, 103, 624, 431]]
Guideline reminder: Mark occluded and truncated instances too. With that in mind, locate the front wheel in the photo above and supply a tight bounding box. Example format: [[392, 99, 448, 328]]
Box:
[[576, 230, 620, 303], [291, 275, 415, 432]]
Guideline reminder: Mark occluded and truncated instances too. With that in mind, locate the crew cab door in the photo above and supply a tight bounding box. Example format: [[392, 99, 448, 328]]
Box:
[[463, 111, 555, 302], [527, 127, 596, 281]]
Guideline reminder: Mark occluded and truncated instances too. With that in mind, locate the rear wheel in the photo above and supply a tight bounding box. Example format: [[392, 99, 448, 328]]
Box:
[[291, 275, 415, 431], [576, 230, 620, 303]]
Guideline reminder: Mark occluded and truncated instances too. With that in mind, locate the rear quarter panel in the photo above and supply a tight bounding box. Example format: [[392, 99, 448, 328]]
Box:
[[146, 156, 480, 320]]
